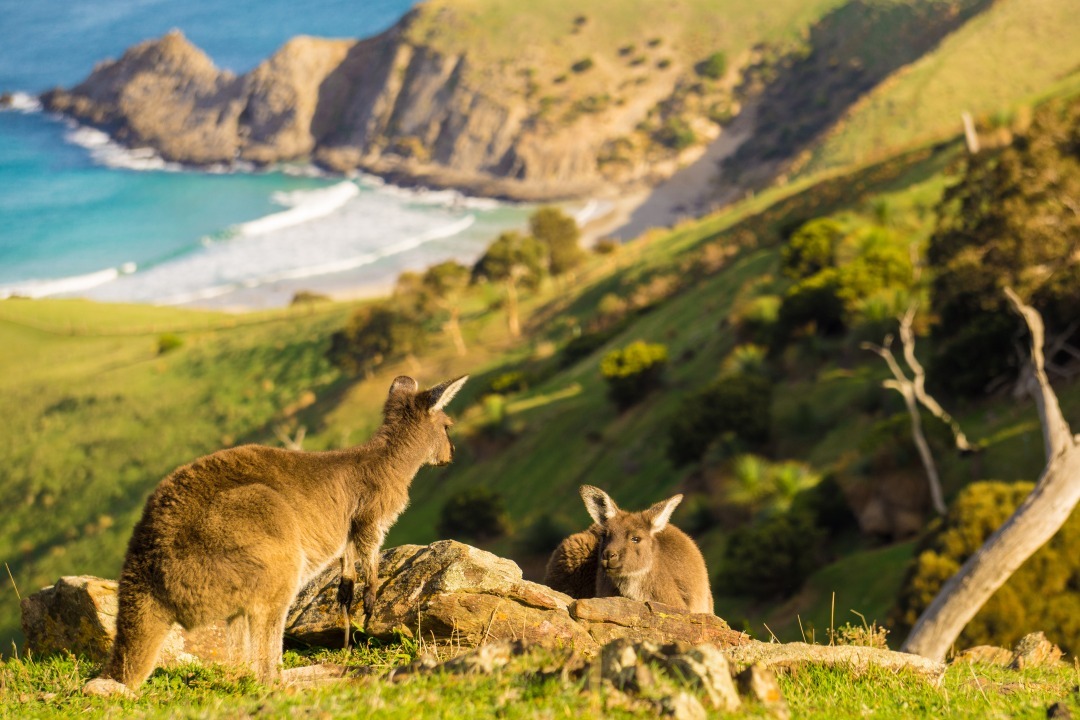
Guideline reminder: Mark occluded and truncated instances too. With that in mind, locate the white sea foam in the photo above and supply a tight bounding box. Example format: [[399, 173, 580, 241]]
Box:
[[573, 198, 613, 225], [2, 91, 42, 113], [0, 263, 135, 299], [69, 177, 505, 308], [64, 124, 181, 172], [366, 178, 503, 211], [234, 181, 361, 237]]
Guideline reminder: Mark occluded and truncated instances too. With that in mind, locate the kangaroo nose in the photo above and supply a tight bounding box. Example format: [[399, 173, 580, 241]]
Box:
[[604, 549, 617, 561]]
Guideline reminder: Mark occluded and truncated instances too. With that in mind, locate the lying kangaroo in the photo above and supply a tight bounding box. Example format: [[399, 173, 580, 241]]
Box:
[[544, 485, 713, 613], [88, 374, 467, 694]]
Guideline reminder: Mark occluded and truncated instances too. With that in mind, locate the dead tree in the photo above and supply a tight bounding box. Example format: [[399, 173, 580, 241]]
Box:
[[862, 311, 943, 515], [902, 289, 1080, 662]]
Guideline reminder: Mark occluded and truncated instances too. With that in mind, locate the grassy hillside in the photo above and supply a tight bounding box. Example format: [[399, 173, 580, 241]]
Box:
[[2, 129, 1074, 658], [2, 646, 1078, 719], [793, 0, 1080, 176]]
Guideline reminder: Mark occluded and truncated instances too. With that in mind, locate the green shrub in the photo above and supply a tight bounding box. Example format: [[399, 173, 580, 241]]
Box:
[[696, 51, 728, 79], [571, 57, 594, 73], [790, 474, 859, 536], [488, 371, 529, 394], [517, 513, 574, 555], [667, 373, 772, 466], [719, 511, 825, 599], [733, 295, 781, 344], [721, 344, 768, 378], [781, 218, 843, 280], [775, 269, 847, 342], [327, 303, 426, 375], [600, 340, 668, 409], [530, 206, 584, 276], [655, 117, 696, 150], [437, 487, 511, 542], [891, 481, 1080, 654], [157, 333, 183, 355]]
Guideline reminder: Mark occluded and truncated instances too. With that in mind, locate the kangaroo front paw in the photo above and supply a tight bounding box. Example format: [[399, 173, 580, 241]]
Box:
[[337, 577, 355, 610]]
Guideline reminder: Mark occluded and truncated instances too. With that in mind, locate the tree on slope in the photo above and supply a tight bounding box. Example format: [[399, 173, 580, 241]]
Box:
[[473, 231, 546, 338]]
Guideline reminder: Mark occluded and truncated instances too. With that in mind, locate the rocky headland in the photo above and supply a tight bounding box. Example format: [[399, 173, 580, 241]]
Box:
[[40, 7, 739, 202]]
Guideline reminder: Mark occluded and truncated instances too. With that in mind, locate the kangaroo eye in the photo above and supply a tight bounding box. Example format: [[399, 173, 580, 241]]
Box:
[[630, 536, 641, 543]]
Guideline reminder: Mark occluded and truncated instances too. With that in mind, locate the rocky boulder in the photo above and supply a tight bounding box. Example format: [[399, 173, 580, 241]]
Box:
[[19, 576, 227, 665]]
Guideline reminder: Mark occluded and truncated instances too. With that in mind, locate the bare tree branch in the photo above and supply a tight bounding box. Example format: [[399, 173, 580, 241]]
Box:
[[861, 335, 946, 515], [274, 425, 307, 451], [897, 305, 973, 453]]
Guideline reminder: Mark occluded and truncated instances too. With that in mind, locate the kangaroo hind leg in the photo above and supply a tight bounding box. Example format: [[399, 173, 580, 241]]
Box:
[[104, 587, 173, 690]]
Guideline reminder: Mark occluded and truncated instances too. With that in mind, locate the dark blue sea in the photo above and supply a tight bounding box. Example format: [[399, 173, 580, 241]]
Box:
[[0, 0, 534, 308]]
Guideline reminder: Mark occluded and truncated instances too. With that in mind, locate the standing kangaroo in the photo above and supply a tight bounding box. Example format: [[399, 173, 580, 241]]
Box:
[[544, 485, 713, 614], [87, 374, 467, 695]]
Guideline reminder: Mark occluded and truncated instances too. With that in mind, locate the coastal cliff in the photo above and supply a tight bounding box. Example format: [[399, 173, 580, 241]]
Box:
[[39, 0, 1009, 201], [40, 4, 738, 201]]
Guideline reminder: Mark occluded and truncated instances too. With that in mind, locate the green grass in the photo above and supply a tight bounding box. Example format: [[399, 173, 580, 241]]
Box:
[[796, 0, 1080, 177], [1, 646, 1077, 719], [0, 110, 1076, 661]]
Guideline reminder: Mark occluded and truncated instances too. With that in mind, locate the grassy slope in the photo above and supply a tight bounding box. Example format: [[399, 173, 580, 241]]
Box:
[[2, 135, 1075, 658], [408, 0, 848, 83], [796, 0, 1080, 176], [1, 647, 1078, 719]]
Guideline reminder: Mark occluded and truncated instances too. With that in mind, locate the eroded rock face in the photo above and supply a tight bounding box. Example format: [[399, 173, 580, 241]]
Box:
[[19, 576, 202, 664], [35, 14, 696, 200]]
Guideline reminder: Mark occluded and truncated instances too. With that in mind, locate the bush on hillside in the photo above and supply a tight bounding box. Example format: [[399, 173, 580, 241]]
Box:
[[718, 510, 825, 599], [891, 481, 1080, 654], [732, 294, 781, 344], [530, 206, 585, 276], [655, 117, 697, 151], [928, 97, 1080, 396], [157, 333, 183, 355], [327, 303, 426, 375], [781, 218, 843, 280], [437, 487, 511, 542], [696, 51, 728, 80], [517, 513, 574, 555], [600, 340, 668, 409], [667, 373, 772, 466], [774, 269, 847, 343], [571, 57, 594, 73]]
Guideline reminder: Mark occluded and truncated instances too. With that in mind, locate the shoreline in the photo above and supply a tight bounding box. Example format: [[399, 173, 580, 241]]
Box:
[[166, 108, 761, 313], [3, 101, 758, 315]]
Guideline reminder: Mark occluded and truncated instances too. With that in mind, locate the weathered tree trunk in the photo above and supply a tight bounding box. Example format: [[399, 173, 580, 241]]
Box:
[[901, 289, 1080, 662]]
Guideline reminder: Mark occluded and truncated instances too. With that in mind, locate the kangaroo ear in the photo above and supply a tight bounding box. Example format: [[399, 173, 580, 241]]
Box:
[[580, 485, 619, 525], [645, 494, 683, 533], [389, 376, 418, 397], [427, 375, 469, 413]]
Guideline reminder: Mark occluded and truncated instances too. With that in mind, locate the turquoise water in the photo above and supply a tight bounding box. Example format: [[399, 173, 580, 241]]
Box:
[[0, 0, 533, 307]]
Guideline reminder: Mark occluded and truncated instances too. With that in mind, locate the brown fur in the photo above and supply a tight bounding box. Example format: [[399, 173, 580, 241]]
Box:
[[97, 374, 467, 691], [543, 524, 602, 599], [545, 486, 713, 614]]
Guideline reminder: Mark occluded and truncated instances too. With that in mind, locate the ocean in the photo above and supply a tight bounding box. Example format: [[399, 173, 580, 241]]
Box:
[[0, 0, 540, 309]]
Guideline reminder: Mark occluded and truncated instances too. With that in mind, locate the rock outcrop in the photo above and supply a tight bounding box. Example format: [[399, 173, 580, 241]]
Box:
[[24, 540, 945, 687], [39, 10, 728, 201], [19, 575, 228, 665], [288, 540, 748, 652]]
